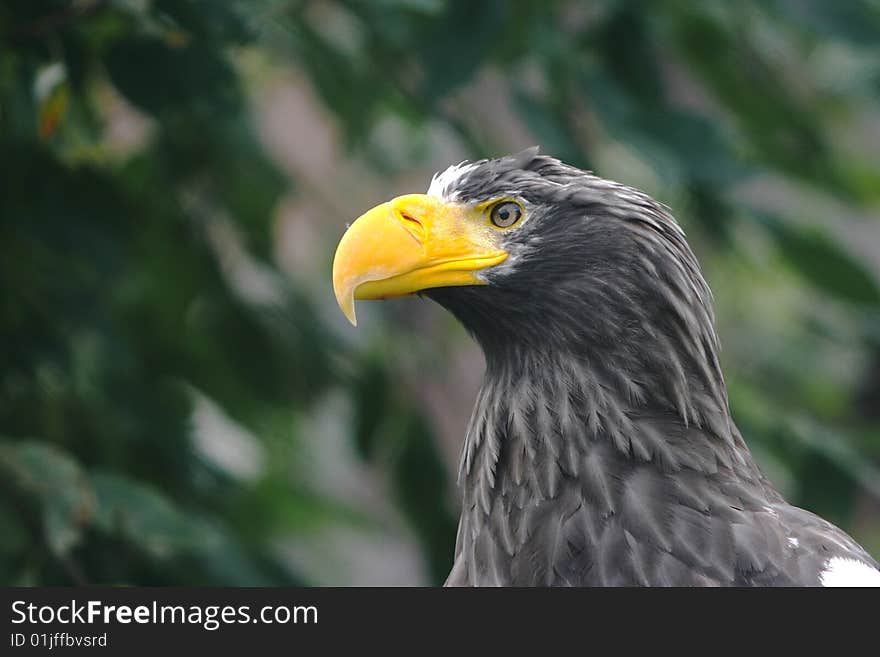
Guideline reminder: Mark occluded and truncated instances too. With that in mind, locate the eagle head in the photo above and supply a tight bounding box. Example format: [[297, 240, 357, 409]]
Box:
[[333, 149, 726, 426]]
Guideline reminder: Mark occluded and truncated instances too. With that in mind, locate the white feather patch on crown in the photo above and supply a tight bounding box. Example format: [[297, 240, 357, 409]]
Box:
[[427, 162, 478, 201], [819, 556, 880, 587]]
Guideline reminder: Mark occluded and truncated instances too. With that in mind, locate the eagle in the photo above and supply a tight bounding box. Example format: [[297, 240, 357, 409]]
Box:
[[332, 149, 880, 587]]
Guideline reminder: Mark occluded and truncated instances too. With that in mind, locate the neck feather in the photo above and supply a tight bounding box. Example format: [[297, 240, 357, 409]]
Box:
[[459, 341, 740, 515]]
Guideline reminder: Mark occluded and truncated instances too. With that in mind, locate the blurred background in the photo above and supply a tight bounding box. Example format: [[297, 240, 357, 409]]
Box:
[[2, 0, 880, 586]]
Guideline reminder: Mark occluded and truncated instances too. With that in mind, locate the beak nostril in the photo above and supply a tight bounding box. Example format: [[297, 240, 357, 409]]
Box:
[[398, 210, 421, 227], [395, 208, 425, 242]]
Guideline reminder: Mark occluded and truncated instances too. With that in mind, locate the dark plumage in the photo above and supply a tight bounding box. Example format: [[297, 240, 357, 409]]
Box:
[[422, 149, 879, 586]]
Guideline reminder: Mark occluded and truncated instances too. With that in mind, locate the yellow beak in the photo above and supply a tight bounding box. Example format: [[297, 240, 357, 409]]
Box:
[[332, 194, 508, 325]]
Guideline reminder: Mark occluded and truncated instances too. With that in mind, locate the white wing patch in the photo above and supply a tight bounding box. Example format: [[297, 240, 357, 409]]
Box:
[[819, 557, 880, 587], [427, 162, 478, 201]]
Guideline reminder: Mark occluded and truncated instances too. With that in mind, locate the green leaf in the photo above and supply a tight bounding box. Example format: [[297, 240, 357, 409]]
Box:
[[90, 471, 199, 559], [666, 6, 850, 197], [416, 0, 504, 98], [152, 114, 288, 258], [90, 472, 292, 585], [583, 70, 745, 185], [288, 21, 384, 144], [591, 3, 665, 103], [0, 440, 95, 556], [104, 37, 240, 119], [785, 416, 880, 520], [756, 212, 880, 307]]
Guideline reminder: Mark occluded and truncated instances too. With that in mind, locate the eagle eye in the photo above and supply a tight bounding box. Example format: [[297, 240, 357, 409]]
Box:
[[489, 201, 523, 228]]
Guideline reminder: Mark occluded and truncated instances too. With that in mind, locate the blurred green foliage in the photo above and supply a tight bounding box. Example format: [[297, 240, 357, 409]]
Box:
[[1, 0, 879, 585]]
